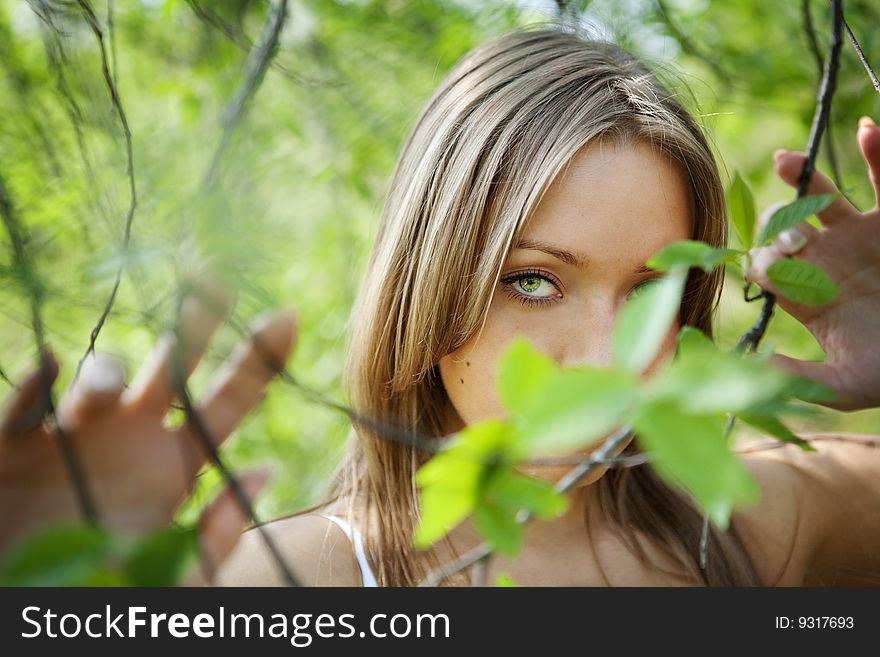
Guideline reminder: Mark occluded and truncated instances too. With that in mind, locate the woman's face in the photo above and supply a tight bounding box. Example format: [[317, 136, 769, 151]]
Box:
[[438, 139, 692, 484]]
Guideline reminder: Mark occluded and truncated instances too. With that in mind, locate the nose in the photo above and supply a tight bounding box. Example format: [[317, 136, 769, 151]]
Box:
[[557, 306, 616, 370]]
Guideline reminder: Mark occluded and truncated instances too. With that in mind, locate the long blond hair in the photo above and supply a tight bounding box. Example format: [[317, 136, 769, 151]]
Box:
[[315, 27, 759, 586]]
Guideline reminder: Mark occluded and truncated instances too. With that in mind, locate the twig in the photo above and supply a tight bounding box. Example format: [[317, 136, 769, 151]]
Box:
[[169, 298, 301, 587], [470, 554, 490, 587], [802, 0, 843, 189], [184, 0, 312, 85], [72, 0, 138, 385], [203, 0, 289, 190], [0, 168, 99, 525], [107, 0, 117, 85], [30, 0, 112, 237], [739, 0, 843, 355], [0, 364, 18, 390], [843, 19, 880, 95]]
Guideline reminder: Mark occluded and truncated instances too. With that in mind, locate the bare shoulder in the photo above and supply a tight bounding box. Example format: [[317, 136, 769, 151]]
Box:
[[735, 432, 880, 586], [214, 512, 365, 587]]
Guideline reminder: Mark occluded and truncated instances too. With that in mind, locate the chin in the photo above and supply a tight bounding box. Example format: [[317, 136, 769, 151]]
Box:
[[514, 431, 635, 487]]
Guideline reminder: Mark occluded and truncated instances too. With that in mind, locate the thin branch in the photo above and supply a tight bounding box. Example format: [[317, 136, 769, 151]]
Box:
[[470, 554, 490, 587], [169, 300, 302, 587], [0, 363, 17, 389], [72, 0, 138, 385], [107, 0, 117, 85], [740, 0, 843, 355], [203, 0, 289, 190], [0, 168, 99, 525], [184, 0, 312, 85], [802, 0, 843, 189], [844, 19, 880, 95]]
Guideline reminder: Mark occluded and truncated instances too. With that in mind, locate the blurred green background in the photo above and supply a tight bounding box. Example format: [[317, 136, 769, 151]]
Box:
[[1, 0, 878, 524]]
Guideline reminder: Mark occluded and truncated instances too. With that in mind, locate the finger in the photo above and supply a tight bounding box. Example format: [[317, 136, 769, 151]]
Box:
[[56, 353, 125, 429], [857, 116, 880, 208], [185, 467, 272, 586], [0, 351, 58, 436], [773, 150, 859, 226], [123, 280, 233, 415], [185, 310, 297, 464], [767, 353, 854, 412], [745, 240, 827, 324], [748, 208, 821, 273]]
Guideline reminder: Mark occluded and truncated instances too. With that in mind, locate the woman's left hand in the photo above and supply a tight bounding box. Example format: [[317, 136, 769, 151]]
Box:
[[747, 116, 880, 412]]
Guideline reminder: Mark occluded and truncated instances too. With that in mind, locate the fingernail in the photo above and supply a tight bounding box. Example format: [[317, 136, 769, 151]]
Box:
[[776, 226, 808, 254], [773, 149, 788, 162], [858, 115, 876, 130], [82, 354, 125, 394]]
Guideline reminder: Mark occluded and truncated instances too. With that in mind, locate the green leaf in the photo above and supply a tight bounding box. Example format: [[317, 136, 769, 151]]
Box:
[[414, 420, 512, 549], [0, 523, 114, 586], [700, 247, 742, 271], [473, 500, 522, 556], [498, 339, 639, 456], [510, 366, 639, 456], [735, 412, 815, 451], [648, 325, 793, 415], [727, 172, 756, 247], [647, 241, 741, 273], [766, 258, 838, 305], [613, 266, 687, 374], [632, 399, 761, 529], [756, 194, 835, 246], [783, 374, 839, 404], [486, 469, 568, 519], [498, 336, 557, 413], [125, 526, 199, 586], [495, 572, 519, 587], [647, 240, 712, 270]]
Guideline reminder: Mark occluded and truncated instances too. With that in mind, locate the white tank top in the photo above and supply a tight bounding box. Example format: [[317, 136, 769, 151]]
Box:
[[319, 514, 379, 587]]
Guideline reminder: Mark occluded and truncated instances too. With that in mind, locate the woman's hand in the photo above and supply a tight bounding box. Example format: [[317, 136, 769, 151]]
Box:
[[747, 116, 880, 412], [0, 281, 297, 582]]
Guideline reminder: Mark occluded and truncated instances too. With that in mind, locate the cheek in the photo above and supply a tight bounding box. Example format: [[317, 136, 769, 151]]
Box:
[[438, 309, 521, 427], [439, 343, 507, 427]]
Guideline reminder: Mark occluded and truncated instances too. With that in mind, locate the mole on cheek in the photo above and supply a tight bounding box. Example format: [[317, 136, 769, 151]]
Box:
[[466, 361, 470, 367], [459, 378, 464, 384]]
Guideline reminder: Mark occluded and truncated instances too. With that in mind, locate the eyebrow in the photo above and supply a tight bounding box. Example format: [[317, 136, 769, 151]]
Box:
[[514, 238, 653, 274]]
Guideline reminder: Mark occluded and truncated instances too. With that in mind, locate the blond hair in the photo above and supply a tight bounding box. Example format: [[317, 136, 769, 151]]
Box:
[[313, 27, 759, 586]]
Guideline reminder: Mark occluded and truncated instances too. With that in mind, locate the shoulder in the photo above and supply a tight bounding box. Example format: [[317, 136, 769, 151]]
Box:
[[734, 432, 880, 585], [214, 511, 366, 587]]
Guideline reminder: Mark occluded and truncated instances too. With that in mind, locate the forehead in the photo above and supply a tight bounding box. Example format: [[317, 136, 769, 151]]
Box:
[[519, 140, 692, 267]]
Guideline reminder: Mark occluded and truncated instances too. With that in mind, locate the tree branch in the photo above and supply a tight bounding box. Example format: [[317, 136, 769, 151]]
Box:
[[843, 19, 880, 95], [203, 0, 289, 190], [169, 296, 302, 587], [802, 0, 843, 189], [740, 0, 843, 355], [73, 0, 138, 385], [0, 167, 99, 525]]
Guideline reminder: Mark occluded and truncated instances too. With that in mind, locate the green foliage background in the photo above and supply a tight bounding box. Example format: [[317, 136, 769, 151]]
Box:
[[1, 0, 878, 526]]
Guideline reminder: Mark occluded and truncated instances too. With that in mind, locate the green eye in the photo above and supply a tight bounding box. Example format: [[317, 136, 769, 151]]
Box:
[[519, 276, 541, 293]]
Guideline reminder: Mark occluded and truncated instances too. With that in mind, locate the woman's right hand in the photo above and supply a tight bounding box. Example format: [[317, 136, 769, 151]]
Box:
[[746, 117, 880, 412], [0, 281, 297, 582]]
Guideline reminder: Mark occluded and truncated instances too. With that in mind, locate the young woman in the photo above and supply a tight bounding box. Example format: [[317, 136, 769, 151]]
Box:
[[2, 28, 879, 587]]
